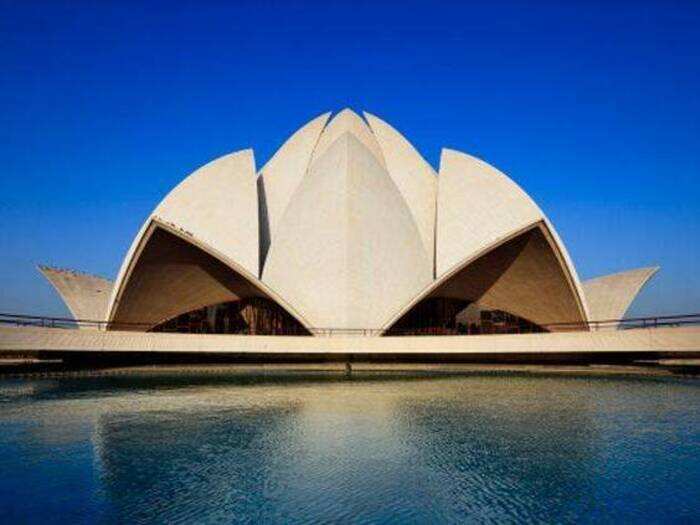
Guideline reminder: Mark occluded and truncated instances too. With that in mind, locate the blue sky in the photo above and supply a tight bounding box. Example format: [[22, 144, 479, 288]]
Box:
[[1, 0, 698, 318]]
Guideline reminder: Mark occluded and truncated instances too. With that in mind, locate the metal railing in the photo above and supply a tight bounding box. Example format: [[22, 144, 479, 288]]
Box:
[[1, 312, 699, 336], [0, 313, 151, 331], [544, 313, 700, 332]]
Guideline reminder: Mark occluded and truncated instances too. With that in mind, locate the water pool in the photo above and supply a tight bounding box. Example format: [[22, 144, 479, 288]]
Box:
[[1, 370, 698, 523]]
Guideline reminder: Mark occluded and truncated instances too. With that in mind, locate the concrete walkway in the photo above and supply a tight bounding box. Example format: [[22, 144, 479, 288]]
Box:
[[1, 325, 699, 357]]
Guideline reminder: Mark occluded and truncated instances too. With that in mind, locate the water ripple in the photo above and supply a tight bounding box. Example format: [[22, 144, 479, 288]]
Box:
[[0, 374, 698, 523]]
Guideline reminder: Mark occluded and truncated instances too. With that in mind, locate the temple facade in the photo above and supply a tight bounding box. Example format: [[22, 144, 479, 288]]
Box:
[[39, 110, 658, 336]]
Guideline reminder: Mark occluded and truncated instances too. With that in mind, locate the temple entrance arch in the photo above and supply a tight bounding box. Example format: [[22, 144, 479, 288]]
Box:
[[383, 225, 586, 335], [108, 224, 310, 332]]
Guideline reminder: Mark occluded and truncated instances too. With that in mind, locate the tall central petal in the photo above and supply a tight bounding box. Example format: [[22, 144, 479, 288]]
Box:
[[262, 129, 432, 331]]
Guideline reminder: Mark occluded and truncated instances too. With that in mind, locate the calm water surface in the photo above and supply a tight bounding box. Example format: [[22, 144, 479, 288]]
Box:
[[0, 371, 698, 524]]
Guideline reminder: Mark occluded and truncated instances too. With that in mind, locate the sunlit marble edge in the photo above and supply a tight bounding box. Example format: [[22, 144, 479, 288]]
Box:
[[1, 325, 699, 354]]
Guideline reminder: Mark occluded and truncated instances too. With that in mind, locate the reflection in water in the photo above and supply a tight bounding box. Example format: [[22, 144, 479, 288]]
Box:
[[0, 372, 699, 523], [96, 404, 300, 523], [392, 384, 599, 522]]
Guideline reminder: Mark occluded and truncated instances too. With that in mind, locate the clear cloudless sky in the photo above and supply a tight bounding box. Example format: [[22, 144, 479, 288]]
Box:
[[1, 0, 699, 318]]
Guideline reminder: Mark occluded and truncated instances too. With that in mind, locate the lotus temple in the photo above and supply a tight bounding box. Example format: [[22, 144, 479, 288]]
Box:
[[1, 109, 698, 361]]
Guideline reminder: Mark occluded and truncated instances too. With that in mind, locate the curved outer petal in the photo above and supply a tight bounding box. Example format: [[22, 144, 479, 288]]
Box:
[[381, 149, 590, 332], [364, 112, 437, 265], [38, 266, 113, 326], [437, 149, 588, 320], [262, 132, 433, 331], [155, 149, 259, 276], [106, 149, 260, 324], [257, 112, 330, 271], [436, 149, 541, 278], [583, 266, 659, 327], [310, 109, 387, 169]]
